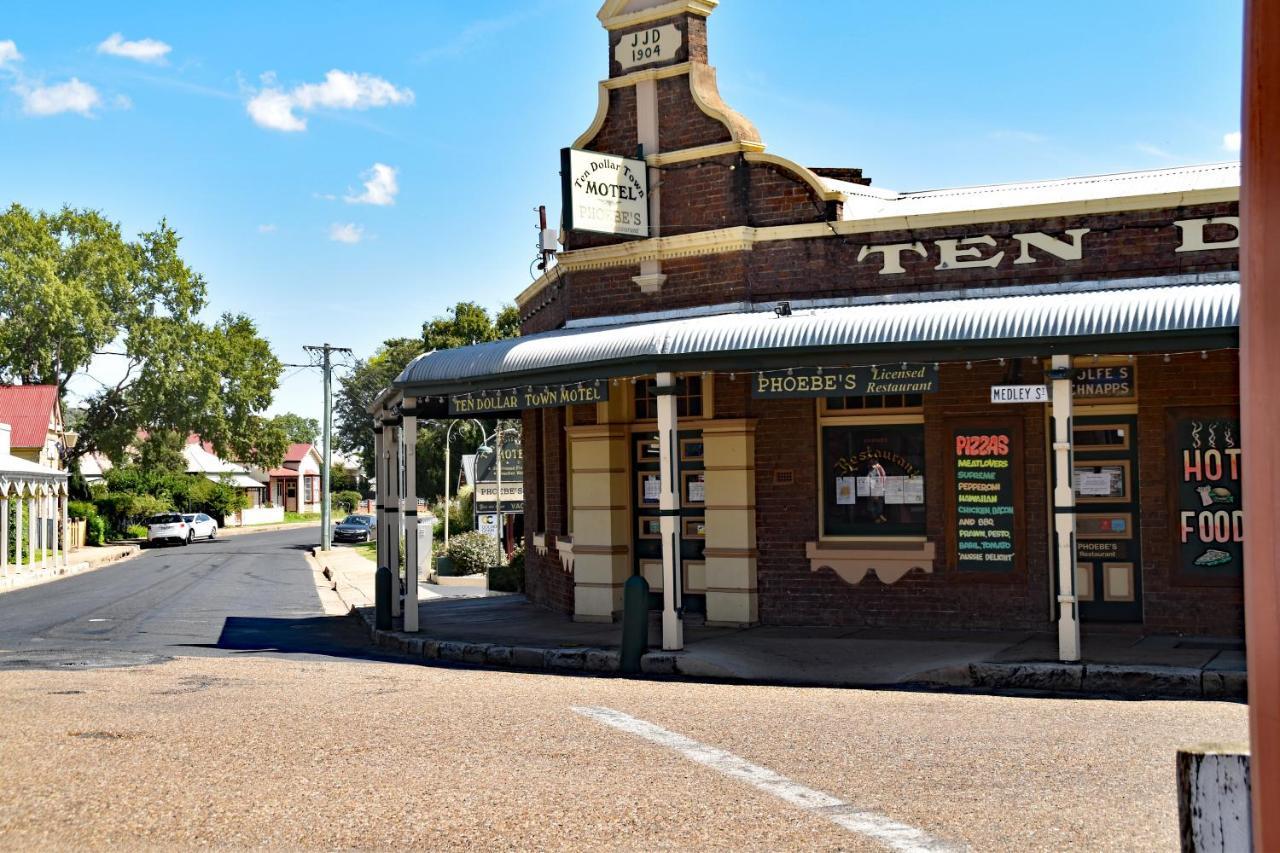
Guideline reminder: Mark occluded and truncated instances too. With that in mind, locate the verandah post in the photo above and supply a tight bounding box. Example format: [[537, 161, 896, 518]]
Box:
[[402, 401, 419, 633], [1051, 354, 1081, 662], [655, 371, 683, 651]]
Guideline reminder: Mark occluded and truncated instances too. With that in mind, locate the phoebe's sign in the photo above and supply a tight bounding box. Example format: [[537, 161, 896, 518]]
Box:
[[561, 148, 649, 238], [615, 23, 682, 72], [752, 365, 939, 398], [450, 380, 608, 415]]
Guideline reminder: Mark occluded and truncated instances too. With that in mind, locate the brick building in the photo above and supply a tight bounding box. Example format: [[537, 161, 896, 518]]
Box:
[[377, 0, 1242, 659]]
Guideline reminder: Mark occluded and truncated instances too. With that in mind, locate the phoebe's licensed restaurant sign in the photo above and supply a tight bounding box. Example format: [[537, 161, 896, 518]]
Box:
[[561, 147, 649, 238], [450, 380, 609, 415], [753, 364, 939, 398]]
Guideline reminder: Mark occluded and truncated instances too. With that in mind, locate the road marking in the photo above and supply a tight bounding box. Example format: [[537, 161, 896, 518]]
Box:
[[571, 706, 963, 853], [88, 619, 109, 623]]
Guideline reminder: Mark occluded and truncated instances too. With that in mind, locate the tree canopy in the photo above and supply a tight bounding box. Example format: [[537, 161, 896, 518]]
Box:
[[270, 412, 320, 445], [336, 301, 518, 490], [0, 204, 287, 468]]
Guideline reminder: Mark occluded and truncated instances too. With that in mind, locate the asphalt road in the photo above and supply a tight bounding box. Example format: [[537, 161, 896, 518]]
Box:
[[0, 528, 1250, 851], [0, 527, 376, 670]]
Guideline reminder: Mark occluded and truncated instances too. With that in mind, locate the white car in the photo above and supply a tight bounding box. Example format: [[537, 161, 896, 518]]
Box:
[[145, 512, 217, 546]]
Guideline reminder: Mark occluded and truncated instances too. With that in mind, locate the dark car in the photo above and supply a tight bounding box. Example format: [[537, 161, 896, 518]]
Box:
[[334, 514, 376, 543]]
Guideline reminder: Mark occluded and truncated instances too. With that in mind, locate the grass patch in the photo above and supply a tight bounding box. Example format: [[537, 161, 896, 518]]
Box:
[[352, 540, 378, 562], [284, 511, 322, 524]]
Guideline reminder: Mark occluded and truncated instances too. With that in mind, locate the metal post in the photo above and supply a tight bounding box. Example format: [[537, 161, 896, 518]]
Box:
[[388, 420, 401, 619], [321, 344, 332, 551], [1242, 3, 1280, 845], [374, 424, 385, 576], [13, 493, 22, 574], [444, 423, 452, 555], [1, 495, 8, 579], [1051, 354, 1080, 662], [655, 371, 683, 651], [403, 403, 419, 633], [495, 424, 505, 561], [60, 490, 69, 567]]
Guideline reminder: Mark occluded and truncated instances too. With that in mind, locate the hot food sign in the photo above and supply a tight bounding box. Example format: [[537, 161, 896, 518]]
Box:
[[561, 148, 649, 238]]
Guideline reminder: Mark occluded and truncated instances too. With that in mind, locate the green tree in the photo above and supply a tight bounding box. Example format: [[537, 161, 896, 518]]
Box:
[[335, 337, 424, 479], [136, 429, 188, 474], [270, 412, 320, 445], [0, 204, 287, 468]]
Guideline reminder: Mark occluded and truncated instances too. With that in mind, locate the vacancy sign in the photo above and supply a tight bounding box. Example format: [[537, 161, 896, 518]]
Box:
[[991, 384, 1050, 403]]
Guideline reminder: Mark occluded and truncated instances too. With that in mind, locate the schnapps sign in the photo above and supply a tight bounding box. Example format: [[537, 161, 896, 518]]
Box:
[[561, 147, 649, 238]]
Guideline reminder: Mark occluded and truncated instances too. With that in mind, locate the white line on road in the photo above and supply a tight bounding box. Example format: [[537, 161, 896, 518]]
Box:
[[571, 705, 964, 853]]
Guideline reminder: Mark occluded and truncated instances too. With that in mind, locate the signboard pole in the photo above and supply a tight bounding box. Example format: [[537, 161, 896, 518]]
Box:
[[1051, 354, 1081, 661], [1242, 4, 1280, 845]]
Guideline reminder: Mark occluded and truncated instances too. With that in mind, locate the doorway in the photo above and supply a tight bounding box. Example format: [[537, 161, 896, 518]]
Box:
[[632, 430, 706, 615], [1072, 415, 1143, 622]]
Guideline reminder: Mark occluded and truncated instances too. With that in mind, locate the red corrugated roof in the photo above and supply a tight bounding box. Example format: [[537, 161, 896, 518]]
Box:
[[0, 385, 59, 449], [266, 467, 297, 478], [284, 443, 314, 463]]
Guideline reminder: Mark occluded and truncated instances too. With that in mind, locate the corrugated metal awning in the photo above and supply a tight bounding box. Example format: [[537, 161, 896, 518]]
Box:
[[395, 282, 1239, 395]]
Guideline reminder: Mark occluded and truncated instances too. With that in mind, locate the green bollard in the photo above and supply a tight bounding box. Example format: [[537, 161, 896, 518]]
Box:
[[620, 573, 650, 673], [375, 565, 392, 630]]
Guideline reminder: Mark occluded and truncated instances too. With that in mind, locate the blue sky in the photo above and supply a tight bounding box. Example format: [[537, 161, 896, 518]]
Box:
[[0, 1, 1243, 422]]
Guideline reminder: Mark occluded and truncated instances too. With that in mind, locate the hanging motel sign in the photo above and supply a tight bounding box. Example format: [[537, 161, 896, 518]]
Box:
[[449, 380, 610, 415], [561, 148, 649, 238], [752, 364, 940, 398]]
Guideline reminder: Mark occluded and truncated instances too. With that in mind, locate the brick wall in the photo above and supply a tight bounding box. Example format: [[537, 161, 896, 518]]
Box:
[[522, 407, 574, 613], [751, 362, 1051, 630], [1135, 349, 1242, 636]]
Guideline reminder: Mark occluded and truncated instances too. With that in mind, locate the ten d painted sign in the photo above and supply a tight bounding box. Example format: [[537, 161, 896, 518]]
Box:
[[561, 148, 649, 238]]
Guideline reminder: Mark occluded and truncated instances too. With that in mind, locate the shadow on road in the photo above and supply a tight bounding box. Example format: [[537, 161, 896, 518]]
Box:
[[189, 615, 429, 666]]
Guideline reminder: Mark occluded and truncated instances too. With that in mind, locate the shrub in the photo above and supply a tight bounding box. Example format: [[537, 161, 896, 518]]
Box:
[[86, 515, 106, 546], [131, 494, 170, 522], [332, 490, 362, 513], [126, 524, 149, 540], [446, 530, 500, 576], [68, 500, 97, 520], [489, 545, 525, 593]]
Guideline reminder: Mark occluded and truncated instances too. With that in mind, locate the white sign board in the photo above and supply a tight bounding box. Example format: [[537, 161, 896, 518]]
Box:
[[562, 148, 649, 238], [991, 384, 1050, 404], [614, 23, 682, 72]]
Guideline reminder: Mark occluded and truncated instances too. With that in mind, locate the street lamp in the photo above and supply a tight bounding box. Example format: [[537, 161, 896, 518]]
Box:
[[439, 418, 483, 554]]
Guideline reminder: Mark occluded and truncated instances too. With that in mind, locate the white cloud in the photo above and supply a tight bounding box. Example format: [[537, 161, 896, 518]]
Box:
[[245, 70, 413, 132], [344, 163, 398, 206], [0, 40, 21, 67], [1223, 131, 1241, 153], [328, 222, 364, 244], [97, 33, 172, 64], [16, 78, 102, 116], [257, 224, 278, 234]]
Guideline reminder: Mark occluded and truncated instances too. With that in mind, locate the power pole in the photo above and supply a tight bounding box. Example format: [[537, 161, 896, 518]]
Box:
[[304, 343, 352, 552]]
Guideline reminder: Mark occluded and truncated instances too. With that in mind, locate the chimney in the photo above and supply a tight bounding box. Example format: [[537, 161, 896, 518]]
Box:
[[0, 423, 10, 457]]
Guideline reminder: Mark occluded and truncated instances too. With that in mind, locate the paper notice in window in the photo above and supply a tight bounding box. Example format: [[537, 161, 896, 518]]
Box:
[[884, 476, 906, 505], [904, 476, 924, 504], [1075, 471, 1112, 496], [643, 476, 661, 502], [687, 477, 705, 504], [836, 476, 856, 505], [856, 477, 870, 497]]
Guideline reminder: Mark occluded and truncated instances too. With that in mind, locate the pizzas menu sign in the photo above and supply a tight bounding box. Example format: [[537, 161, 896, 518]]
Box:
[[954, 428, 1016, 572], [1172, 413, 1243, 577]]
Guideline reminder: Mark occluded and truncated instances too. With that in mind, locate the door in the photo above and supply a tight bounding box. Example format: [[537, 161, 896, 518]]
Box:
[[633, 430, 706, 615], [286, 480, 298, 513], [1072, 415, 1142, 622]]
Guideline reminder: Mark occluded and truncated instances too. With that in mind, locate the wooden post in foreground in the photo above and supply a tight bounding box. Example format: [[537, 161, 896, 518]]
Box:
[[1242, 1, 1280, 849], [1177, 746, 1252, 852]]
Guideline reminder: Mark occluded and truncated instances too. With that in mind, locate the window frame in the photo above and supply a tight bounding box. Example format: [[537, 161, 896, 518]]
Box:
[[816, 402, 927, 542]]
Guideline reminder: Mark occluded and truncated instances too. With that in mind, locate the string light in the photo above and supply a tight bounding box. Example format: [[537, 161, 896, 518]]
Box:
[[998, 358, 1006, 366], [1164, 354, 1172, 363], [966, 361, 972, 370], [1201, 350, 1208, 360]]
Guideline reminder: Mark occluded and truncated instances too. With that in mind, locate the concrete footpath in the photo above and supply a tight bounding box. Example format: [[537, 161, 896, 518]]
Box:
[[0, 543, 140, 593], [310, 547, 1247, 700]]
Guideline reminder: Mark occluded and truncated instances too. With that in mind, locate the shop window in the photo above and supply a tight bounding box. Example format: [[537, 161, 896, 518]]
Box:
[[821, 423, 926, 537], [634, 375, 705, 420], [823, 393, 923, 412]]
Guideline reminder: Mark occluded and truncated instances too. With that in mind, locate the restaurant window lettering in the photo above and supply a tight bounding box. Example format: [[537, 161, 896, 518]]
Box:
[[1172, 413, 1243, 577], [821, 424, 926, 537]]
